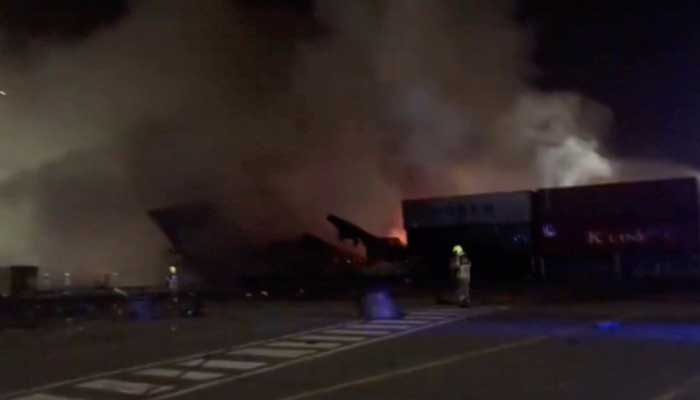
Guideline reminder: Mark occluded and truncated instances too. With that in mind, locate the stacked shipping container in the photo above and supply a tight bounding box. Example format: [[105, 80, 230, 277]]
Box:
[[403, 177, 700, 286]]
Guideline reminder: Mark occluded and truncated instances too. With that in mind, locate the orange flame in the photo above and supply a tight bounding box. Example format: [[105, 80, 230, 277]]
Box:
[[388, 227, 407, 245]]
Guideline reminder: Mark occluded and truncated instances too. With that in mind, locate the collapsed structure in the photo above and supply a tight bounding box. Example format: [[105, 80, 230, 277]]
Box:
[[148, 205, 377, 295]]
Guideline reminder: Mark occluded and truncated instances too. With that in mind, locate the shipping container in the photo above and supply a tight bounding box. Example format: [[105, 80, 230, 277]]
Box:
[[403, 191, 534, 286], [402, 177, 700, 289], [535, 177, 700, 282], [403, 191, 533, 229]]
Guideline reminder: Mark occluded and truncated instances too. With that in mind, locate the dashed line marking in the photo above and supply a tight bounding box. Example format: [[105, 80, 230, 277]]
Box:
[[134, 369, 224, 381], [323, 329, 391, 336], [369, 319, 429, 325], [75, 379, 174, 396], [0, 317, 355, 400], [345, 323, 414, 330], [266, 341, 342, 350], [177, 371, 224, 381], [179, 359, 267, 371], [229, 348, 317, 359], [134, 369, 185, 379], [409, 312, 462, 318], [294, 335, 366, 343], [275, 336, 550, 400], [3, 306, 508, 400], [402, 315, 452, 320], [149, 307, 508, 400]]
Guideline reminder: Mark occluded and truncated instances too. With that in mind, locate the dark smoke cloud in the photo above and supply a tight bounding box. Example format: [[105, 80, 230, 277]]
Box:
[[0, 0, 624, 285]]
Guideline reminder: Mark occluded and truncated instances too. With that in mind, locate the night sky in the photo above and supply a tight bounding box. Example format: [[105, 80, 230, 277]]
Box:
[[1, 0, 699, 167], [518, 0, 700, 167]]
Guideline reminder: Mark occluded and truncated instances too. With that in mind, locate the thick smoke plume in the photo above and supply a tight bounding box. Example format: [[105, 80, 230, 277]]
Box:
[[0, 0, 622, 285]]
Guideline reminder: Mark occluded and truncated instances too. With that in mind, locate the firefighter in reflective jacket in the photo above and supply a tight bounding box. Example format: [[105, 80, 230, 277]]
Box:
[[451, 245, 471, 307]]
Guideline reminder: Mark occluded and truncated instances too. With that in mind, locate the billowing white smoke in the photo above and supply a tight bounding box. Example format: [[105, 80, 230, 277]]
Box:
[[537, 136, 613, 187], [506, 91, 615, 187]]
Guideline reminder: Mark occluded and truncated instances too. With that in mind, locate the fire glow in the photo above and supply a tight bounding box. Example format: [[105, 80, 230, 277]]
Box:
[[388, 227, 407, 245]]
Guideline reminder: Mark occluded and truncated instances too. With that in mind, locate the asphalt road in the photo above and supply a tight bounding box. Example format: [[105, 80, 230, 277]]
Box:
[[4, 300, 700, 400]]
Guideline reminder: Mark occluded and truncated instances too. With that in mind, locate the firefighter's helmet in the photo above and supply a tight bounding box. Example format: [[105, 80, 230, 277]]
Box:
[[452, 245, 465, 257]]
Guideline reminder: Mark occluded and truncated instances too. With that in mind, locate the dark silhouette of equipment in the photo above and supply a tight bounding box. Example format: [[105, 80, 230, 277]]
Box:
[[327, 214, 407, 263]]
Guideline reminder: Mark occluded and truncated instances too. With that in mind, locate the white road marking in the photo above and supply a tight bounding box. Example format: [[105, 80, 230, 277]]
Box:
[[294, 334, 366, 343], [135, 368, 184, 378], [3, 307, 506, 400], [180, 371, 225, 381], [275, 311, 642, 400], [0, 319, 355, 400], [177, 359, 205, 368], [276, 336, 550, 400], [414, 308, 464, 313], [13, 395, 81, 400], [403, 315, 453, 320], [410, 312, 461, 318], [651, 374, 700, 400], [345, 323, 413, 330], [134, 369, 224, 381], [230, 348, 316, 359], [365, 319, 429, 325], [179, 359, 267, 371], [323, 329, 391, 336], [266, 341, 342, 350], [149, 306, 508, 400], [75, 379, 174, 396]]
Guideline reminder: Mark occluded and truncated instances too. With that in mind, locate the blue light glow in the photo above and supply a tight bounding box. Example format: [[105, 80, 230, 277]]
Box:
[[362, 290, 402, 320]]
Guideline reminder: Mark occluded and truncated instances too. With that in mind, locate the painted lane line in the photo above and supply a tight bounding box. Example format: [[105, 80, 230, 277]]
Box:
[[134, 368, 185, 378], [404, 314, 452, 322], [414, 307, 467, 313], [412, 309, 469, 315], [3, 307, 498, 400], [275, 336, 550, 400], [365, 319, 429, 325], [229, 348, 316, 359], [134, 369, 224, 381], [403, 315, 451, 320], [266, 341, 342, 350], [323, 329, 391, 336], [178, 359, 205, 368], [179, 371, 225, 381], [150, 306, 508, 400], [411, 307, 508, 320], [13, 395, 82, 400], [409, 312, 461, 318], [75, 379, 174, 396], [0, 318, 357, 400], [294, 335, 366, 343], [345, 323, 414, 330], [276, 310, 636, 400], [179, 359, 267, 371], [651, 374, 700, 400]]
